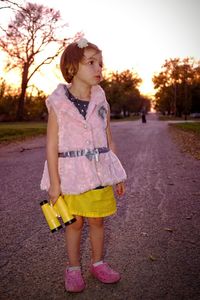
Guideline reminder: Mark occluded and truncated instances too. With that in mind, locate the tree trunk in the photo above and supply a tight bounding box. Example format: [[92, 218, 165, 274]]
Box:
[[16, 63, 29, 121]]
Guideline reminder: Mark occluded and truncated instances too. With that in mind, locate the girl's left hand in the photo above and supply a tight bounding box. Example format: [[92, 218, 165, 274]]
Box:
[[115, 182, 125, 196]]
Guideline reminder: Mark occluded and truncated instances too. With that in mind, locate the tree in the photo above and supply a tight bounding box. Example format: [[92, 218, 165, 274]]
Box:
[[0, 0, 77, 120], [191, 64, 200, 113], [101, 69, 143, 116], [153, 57, 199, 117], [0, 77, 19, 121]]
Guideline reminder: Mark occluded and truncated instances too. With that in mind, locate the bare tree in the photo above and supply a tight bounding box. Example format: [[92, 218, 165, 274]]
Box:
[[0, 0, 78, 120]]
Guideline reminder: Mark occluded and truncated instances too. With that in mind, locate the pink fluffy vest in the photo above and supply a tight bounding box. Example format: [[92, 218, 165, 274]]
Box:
[[40, 84, 127, 194]]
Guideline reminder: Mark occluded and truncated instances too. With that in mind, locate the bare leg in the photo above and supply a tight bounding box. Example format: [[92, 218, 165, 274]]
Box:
[[88, 217, 104, 263], [65, 216, 84, 266]]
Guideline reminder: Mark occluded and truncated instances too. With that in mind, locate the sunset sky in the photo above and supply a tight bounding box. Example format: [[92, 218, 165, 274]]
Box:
[[0, 0, 200, 96]]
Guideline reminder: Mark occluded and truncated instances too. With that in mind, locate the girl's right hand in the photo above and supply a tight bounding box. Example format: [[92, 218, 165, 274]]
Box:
[[48, 184, 61, 205]]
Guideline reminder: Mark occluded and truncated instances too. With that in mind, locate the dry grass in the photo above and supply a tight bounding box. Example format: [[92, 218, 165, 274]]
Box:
[[169, 123, 200, 160]]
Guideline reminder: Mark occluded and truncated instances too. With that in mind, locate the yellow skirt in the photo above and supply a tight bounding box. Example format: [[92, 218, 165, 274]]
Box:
[[63, 186, 116, 217]]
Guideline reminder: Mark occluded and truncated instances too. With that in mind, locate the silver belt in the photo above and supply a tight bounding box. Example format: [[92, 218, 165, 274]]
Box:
[[58, 147, 109, 161]]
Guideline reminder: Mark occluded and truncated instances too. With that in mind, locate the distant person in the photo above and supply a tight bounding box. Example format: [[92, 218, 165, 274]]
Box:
[[141, 106, 147, 123], [40, 38, 127, 293]]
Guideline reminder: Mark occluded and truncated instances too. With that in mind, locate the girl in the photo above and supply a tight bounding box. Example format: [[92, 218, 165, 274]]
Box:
[[40, 38, 127, 293]]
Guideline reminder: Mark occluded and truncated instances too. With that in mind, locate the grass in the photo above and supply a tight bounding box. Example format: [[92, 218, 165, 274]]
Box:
[[1, 119, 199, 143], [170, 122, 200, 135], [0, 116, 140, 143], [158, 115, 197, 121], [0, 122, 47, 143]]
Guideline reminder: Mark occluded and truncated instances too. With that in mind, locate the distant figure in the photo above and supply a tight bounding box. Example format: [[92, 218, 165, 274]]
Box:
[[40, 38, 127, 293], [141, 106, 147, 123]]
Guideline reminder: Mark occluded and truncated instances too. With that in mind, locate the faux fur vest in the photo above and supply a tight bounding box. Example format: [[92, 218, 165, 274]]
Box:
[[40, 84, 127, 194]]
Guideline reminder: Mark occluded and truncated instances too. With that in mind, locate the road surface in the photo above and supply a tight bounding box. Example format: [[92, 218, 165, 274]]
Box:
[[0, 113, 199, 300]]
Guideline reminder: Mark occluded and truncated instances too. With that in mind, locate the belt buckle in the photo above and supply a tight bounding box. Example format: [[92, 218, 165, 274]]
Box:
[[77, 150, 82, 157], [85, 149, 93, 161]]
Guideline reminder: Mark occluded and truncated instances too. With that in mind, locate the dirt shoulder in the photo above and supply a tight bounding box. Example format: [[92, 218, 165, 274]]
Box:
[[169, 125, 200, 160]]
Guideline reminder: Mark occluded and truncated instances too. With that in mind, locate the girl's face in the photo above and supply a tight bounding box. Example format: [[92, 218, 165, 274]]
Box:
[[73, 48, 103, 86]]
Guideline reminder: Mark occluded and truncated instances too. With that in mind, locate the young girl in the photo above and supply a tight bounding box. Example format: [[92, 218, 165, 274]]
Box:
[[40, 38, 127, 293]]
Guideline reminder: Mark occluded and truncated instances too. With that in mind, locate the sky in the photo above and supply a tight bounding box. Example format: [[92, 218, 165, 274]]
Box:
[[0, 0, 200, 96]]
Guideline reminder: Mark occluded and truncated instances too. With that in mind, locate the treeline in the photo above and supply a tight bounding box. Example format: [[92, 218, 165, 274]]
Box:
[[153, 58, 200, 117], [0, 1, 150, 121], [0, 79, 47, 121], [3, 1, 199, 121], [0, 72, 151, 121], [101, 70, 151, 118]]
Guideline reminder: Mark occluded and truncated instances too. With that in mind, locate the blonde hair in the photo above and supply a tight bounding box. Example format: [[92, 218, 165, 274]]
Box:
[[60, 41, 101, 83]]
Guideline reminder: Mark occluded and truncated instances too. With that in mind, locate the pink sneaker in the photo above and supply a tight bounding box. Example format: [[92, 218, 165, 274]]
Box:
[[64, 269, 85, 292], [90, 262, 121, 283]]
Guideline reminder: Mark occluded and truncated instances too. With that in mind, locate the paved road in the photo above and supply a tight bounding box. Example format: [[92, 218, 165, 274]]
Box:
[[0, 114, 200, 300]]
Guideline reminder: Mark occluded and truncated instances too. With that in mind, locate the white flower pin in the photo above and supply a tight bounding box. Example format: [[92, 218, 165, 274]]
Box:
[[77, 38, 88, 48]]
